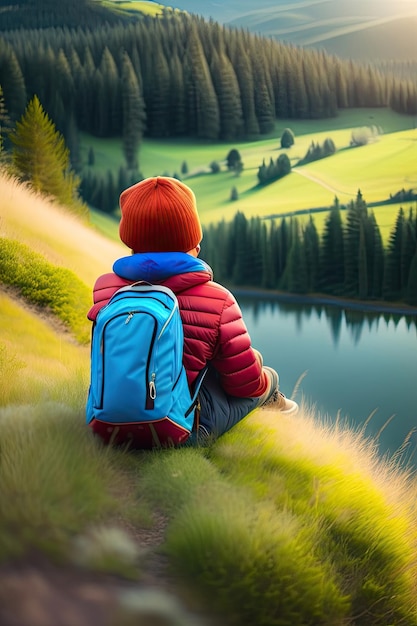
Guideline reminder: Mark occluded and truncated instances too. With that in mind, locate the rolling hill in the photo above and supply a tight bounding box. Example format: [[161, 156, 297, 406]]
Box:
[[154, 0, 417, 61]]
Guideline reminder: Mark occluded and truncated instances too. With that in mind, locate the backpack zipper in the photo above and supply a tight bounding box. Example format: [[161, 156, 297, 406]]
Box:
[[149, 373, 156, 400], [147, 305, 177, 408]]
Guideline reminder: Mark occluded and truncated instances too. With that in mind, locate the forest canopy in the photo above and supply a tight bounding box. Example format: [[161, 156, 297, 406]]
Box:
[[0, 9, 416, 148]]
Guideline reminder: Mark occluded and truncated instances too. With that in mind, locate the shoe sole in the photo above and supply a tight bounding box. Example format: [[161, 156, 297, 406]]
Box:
[[279, 402, 299, 415]]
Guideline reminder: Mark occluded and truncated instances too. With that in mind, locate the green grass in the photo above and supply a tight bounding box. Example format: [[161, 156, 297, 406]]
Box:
[[2, 173, 417, 624], [80, 108, 417, 240], [90, 207, 121, 242], [0, 238, 92, 344], [0, 402, 115, 560], [136, 410, 417, 625], [0, 172, 126, 287], [0, 294, 90, 407]]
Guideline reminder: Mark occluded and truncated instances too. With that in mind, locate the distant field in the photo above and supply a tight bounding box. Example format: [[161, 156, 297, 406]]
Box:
[[103, 1, 169, 17], [81, 108, 417, 241]]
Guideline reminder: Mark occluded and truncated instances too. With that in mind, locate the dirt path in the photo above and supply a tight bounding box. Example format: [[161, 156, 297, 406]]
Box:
[[292, 167, 356, 198], [0, 516, 211, 626]]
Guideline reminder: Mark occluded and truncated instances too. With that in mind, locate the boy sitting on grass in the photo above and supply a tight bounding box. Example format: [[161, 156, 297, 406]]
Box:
[[88, 176, 298, 443]]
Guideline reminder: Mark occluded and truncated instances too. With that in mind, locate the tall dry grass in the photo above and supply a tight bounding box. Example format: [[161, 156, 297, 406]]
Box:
[[0, 172, 125, 287], [137, 407, 417, 625]]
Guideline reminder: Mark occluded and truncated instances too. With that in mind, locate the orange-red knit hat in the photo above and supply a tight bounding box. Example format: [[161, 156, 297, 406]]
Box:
[[119, 176, 202, 253]]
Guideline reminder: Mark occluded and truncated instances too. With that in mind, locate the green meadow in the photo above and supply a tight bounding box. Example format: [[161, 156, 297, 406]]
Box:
[[82, 108, 417, 241], [103, 0, 167, 17], [2, 172, 417, 624]]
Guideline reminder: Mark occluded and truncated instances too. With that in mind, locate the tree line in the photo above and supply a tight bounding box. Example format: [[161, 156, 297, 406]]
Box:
[[0, 0, 127, 31], [3, 88, 416, 308], [0, 9, 416, 162], [201, 193, 417, 306]]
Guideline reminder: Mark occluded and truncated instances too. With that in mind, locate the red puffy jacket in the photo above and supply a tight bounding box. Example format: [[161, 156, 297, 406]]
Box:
[[88, 267, 268, 399]]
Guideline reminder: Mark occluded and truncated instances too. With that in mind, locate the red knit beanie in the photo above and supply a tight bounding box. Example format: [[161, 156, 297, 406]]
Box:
[[119, 176, 203, 253]]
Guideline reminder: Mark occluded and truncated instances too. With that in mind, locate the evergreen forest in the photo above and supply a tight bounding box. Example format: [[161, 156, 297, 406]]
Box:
[[0, 6, 416, 153], [202, 194, 417, 307]]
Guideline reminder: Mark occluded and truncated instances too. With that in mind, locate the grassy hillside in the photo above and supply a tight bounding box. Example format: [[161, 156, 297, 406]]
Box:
[[82, 109, 417, 241], [0, 175, 125, 287], [2, 175, 417, 624], [0, 293, 90, 407]]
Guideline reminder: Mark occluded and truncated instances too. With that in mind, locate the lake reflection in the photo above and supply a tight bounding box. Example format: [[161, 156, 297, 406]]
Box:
[[237, 294, 417, 469]]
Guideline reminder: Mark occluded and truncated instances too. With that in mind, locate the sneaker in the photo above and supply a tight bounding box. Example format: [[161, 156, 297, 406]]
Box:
[[265, 389, 299, 415], [261, 366, 299, 415]]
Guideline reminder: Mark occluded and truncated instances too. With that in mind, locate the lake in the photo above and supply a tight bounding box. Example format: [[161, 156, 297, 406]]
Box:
[[236, 294, 417, 469]]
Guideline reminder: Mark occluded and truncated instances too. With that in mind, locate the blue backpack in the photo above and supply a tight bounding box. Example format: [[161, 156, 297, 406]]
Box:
[[86, 283, 205, 448]]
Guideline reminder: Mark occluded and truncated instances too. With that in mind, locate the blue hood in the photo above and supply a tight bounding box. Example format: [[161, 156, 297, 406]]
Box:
[[113, 252, 212, 282]]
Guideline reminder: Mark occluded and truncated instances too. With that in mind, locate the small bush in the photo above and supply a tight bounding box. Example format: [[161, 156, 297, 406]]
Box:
[[298, 137, 336, 165], [210, 160, 221, 173], [280, 127, 295, 148], [0, 237, 91, 343], [351, 125, 382, 147]]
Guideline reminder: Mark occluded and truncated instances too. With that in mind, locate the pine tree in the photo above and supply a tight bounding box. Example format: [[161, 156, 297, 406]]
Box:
[[99, 47, 121, 135], [231, 211, 249, 285], [210, 48, 243, 140], [230, 186, 238, 201], [183, 26, 220, 139], [0, 40, 26, 120], [406, 251, 417, 305], [383, 207, 406, 299], [333, 59, 349, 108], [261, 221, 274, 288], [304, 216, 320, 292], [55, 49, 75, 120], [147, 41, 171, 137], [368, 211, 384, 298], [283, 219, 308, 293], [78, 46, 96, 132], [319, 199, 345, 294], [302, 55, 321, 118], [169, 51, 187, 136], [269, 43, 288, 118], [9, 95, 85, 214], [121, 52, 146, 170], [230, 36, 259, 136], [402, 209, 417, 289], [247, 217, 263, 284], [252, 48, 274, 134], [344, 191, 368, 296], [358, 221, 368, 299], [0, 85, 11, 160], [274, 217, 291, 285]]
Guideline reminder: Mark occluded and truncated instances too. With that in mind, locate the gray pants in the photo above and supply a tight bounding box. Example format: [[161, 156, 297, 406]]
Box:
[[196, 367, 271, 439]]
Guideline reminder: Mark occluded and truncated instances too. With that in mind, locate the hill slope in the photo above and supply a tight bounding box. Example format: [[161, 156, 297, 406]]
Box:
[[2, 173, 417, 626], [0, 174, 125, 287], [156, 0, 417, 60]]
